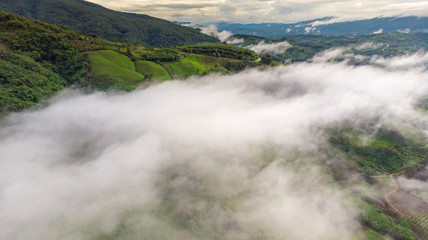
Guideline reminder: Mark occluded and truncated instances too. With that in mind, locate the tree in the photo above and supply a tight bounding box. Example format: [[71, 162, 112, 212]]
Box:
[[261, 53, 272, 65]]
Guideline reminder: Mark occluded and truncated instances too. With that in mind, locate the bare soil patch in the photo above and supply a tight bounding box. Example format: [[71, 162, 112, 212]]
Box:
[[390, 190, 428, 214]]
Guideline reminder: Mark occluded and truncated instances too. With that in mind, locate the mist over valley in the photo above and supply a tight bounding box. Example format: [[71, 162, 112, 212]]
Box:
[[2, 53, 428, 239]]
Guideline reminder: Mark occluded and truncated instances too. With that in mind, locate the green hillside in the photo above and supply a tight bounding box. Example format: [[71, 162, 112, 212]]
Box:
[[178, 44, 259, 61], [0, 11, 261, 112], [0, 11, 88, 111], [0, 0, 219, 47], [135, 61, 171, 81], [0, 50, 65, 111], [0, 12, 89, 83], [87, 48, 257, 84], [86, 50, 145, 89], [329, 128, 428, 175]]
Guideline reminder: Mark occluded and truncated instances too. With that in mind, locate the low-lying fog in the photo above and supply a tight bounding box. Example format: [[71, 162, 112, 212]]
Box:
[[1, 52, 428, 240]]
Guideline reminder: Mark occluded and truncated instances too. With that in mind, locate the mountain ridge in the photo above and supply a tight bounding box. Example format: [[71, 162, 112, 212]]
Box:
[[214, 16, 428, 38]]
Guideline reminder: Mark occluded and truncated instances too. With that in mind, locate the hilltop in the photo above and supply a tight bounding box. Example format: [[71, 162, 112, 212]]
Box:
[[0, 0, 218, 47]]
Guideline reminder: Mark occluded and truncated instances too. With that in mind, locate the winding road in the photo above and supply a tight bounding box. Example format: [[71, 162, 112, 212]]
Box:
[[382, 170, 406, 217]]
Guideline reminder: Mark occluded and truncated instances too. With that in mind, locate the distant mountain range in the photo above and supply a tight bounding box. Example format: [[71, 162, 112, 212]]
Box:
[[215, 16, 428, 38], [0, 0, 218, 47]]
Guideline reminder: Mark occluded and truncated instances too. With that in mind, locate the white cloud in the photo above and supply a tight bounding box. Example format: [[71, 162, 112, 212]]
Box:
[[199, 24, 244, 43], [354, 42, 384, 50], [1, 53, 428, 239], [312, 47, 349, 62], [245, 40, 292, 54], [312, 46, 428, 71], [370, 51, 428, 70], [373, 28, 383, 34], [305, 26, 317, 33], [398, 28, 411, 33]]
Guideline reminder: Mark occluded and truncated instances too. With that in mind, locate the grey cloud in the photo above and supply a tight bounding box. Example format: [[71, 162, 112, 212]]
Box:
[[87, 0, 428, 23], [120, 3, 216, 13], [217, 4, 238, 16]]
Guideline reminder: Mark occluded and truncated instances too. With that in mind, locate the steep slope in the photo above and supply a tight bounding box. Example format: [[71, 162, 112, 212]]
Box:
[[0, 51, 66, 111], [0, 0, 218, 47]]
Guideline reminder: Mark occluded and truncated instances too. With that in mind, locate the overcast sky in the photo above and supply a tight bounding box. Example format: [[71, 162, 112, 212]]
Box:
[[86, 0, 428, 23]]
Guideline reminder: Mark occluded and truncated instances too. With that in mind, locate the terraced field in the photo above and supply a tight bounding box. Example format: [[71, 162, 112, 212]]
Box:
[[387, 189, 428, 239], [407, 213, 428, 239], [86, 50, 243, 86], [135, 60, 171, 81], [87, 50, 145, 86]]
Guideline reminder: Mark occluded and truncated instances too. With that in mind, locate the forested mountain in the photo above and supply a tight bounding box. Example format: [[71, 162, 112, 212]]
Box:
[[0, 0, 218, 47]]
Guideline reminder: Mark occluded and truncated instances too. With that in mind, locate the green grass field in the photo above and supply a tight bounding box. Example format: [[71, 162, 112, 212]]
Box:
[[135, 60, 171, 81], [181, 54, 226, 70], [87, 50, 145, 85], [329, 128, 428, 174], [363, 229, 384, 240], [167, 53, 232, 76], [86, 50, 247, 87], [162, 60, 200, 79]]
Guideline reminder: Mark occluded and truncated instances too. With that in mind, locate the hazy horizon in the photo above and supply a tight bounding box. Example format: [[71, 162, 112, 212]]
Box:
[[86, 0, 428, 24]]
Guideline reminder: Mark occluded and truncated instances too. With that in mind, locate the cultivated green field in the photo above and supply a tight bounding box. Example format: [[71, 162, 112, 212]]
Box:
[[329, 128, 428, 174], [363, 230, 384, 240], [360, 201, 419, 239], [89, 49, 243, 83], [180, 53, 231, 72], [162, 60, 200, 79], [135, 60, 171, 81], [87, 50, 145, 85]]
